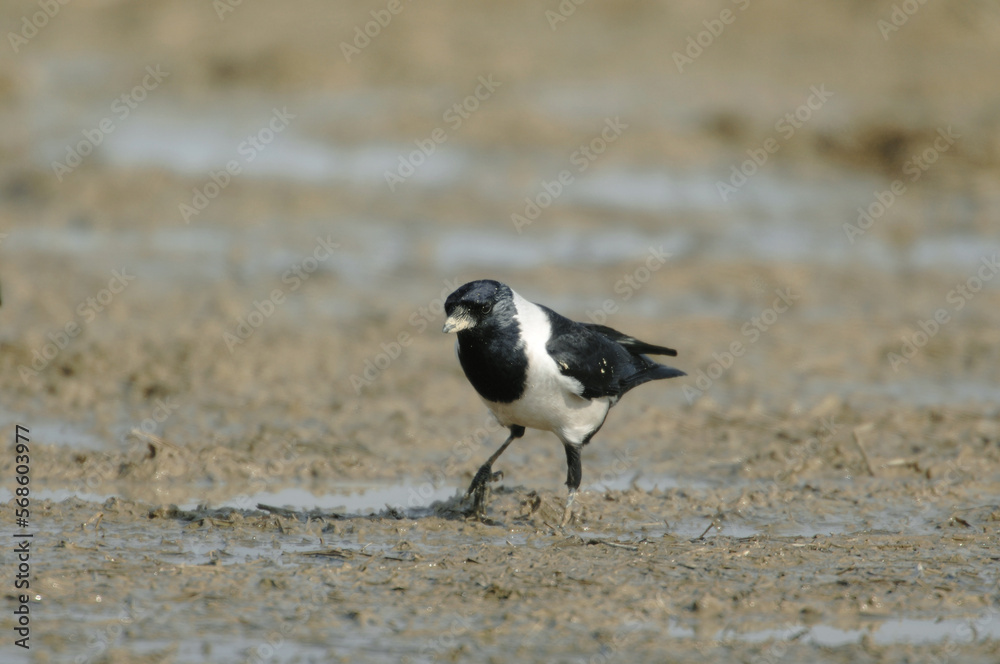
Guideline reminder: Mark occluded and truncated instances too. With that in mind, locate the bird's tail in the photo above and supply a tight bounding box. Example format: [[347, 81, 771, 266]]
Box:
[[620, 361, 686, 394]]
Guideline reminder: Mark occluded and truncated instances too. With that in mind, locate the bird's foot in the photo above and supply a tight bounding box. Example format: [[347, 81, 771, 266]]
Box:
[[559, 490, 578, 528], [464, 463, 503, 519]]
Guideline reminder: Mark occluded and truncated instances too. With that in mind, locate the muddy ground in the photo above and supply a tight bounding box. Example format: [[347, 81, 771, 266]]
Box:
[[1, 0, 1000, 662]]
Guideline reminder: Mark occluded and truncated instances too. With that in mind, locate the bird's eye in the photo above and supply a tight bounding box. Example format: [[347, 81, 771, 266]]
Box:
[[480, 302, 492, 315]]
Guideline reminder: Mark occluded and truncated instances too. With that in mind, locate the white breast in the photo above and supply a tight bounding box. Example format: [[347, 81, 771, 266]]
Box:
[[482, 290, 611, 445]]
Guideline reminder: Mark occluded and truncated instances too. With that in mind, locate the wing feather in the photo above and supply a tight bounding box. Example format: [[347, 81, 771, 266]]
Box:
[[580, 323, 678, 356], [542, 307, 684, 400]]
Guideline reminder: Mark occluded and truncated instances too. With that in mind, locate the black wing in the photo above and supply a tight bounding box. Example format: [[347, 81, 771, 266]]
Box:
[[580, 323, 678, 357], [542, 307, 684, 400]]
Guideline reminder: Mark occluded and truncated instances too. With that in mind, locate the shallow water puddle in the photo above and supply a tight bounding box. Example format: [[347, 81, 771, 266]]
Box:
[[0, 482, 458, 518], [713, 613, 1000, 647], [0, 411, 106, 450], [248, 483, 460, 515], [0, 487, 113, 503], [586, 471, 710, 492], [3, 478, 976, 540]]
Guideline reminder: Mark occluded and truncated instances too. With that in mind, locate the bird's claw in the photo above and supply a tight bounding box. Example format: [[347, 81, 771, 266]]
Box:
[[464, 464, 503, 518], [559, 490, 578, 528], [465, 464, 503, 497]]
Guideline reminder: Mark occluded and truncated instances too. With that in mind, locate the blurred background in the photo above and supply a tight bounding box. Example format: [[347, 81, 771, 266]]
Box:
[[0, 0, 998, 492], [3, 2, 1000, 661]]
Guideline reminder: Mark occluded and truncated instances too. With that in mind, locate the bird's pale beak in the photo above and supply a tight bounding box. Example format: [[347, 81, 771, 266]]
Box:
[[442, 311, 474, 333]]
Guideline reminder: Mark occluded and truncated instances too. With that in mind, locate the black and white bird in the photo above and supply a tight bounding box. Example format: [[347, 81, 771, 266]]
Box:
[[443, 279, 685, 523]]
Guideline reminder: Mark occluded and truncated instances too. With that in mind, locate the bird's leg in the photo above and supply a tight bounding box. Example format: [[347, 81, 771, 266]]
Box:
[[465, 425, 525, 518], [560, 443, 583, 527]]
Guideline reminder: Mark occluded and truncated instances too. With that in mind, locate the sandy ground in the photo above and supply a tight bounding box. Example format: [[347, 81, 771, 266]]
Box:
[[1, 0, 1000, 662]]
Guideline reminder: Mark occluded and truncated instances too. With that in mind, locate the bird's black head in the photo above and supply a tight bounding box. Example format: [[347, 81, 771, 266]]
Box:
[[443, 280, 514, 334]]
